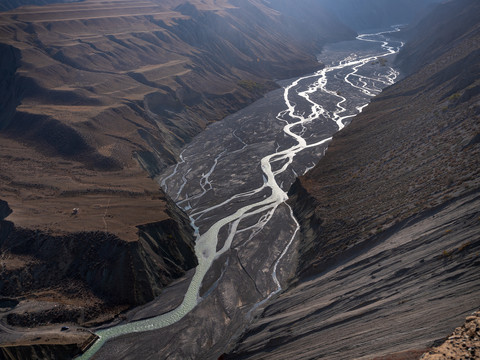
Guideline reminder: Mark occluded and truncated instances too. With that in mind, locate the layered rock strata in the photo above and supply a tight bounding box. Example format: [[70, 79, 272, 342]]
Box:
[[0, 0, 355, 174]]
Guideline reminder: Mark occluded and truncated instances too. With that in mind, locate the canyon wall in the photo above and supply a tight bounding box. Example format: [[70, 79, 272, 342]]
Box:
[[291, 0, 480, 282], [0, 0, 355, 174], [0, 44, 21, 130], [0, 196, 196, 308], [224, 0, 480, 358]]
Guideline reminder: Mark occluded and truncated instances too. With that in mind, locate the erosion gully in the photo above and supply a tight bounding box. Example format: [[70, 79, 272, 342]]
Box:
[[79, 28, 404, 360]]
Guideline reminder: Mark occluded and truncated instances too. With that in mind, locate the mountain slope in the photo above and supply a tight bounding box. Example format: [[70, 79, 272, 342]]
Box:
[[0, 0, 81, 12], [396, 0, 480, 75], [318, 0, 441, 31], [224, 0, 480, 358], [0, 0, 355, 174], [0, 3, 355, 285]]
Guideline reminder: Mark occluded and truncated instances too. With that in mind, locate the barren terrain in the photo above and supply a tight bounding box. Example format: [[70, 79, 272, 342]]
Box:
[[1, 0, 478, 359], [224, 1, 480, 358], [0, 0, 356, 357]]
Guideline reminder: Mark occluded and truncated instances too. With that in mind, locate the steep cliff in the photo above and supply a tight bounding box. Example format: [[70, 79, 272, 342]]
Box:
[[0, 196, 196, 310], [0, 44, 21, 130], [291, 0, 480, 278], [0, 201, 12, 221]]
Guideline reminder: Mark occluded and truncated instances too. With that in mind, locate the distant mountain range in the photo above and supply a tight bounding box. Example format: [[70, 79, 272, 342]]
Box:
[[318, 0, 442, 30]]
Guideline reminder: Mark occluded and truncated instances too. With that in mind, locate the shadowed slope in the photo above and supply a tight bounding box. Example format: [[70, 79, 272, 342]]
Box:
[[224, 0, 480, 358]]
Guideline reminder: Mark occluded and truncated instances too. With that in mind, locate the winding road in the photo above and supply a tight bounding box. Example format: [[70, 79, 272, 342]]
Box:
[[80, 28, 404, 360]]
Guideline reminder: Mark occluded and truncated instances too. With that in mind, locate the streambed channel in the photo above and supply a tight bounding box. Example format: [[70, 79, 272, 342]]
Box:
[[81, 28, 404, 359]]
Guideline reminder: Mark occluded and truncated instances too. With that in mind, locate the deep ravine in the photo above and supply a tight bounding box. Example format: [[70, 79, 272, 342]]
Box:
[[80, 28, 404, 359]]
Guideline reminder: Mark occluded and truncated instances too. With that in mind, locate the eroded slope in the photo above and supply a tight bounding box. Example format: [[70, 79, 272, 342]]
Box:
[[224, 0, 480, 358]]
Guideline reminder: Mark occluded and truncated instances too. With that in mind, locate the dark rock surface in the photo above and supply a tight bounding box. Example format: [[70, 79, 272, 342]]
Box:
[[0, 201, 12, 221], [225, 193, 480, 359], [224, 0, 480, 358]]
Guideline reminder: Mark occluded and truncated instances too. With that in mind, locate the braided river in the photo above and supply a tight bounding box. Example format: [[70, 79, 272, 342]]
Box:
[[80, 27, 404, 359]]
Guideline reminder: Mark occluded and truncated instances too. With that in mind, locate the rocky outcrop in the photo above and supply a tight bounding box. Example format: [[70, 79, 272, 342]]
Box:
[[0, 197, 196, 308], [420, 311, 480, 360]]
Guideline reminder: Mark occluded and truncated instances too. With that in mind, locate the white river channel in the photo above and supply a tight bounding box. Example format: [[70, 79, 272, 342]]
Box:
[[79, 27, 404, 359]]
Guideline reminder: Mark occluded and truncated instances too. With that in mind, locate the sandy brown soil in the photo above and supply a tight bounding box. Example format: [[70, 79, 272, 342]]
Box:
[[0, 0, 355, 177], [0, 133, 174, 334], [420, 311, 480, 360], [0, 136, 169, 241]]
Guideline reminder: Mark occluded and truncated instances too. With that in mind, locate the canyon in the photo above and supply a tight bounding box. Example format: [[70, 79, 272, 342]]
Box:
[[79, 26, 405, 360], [0, 0, 359, 357], [224, 0, 480, 358], [0, 0, 356, 348], [0, 0, 478, 359]]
